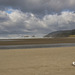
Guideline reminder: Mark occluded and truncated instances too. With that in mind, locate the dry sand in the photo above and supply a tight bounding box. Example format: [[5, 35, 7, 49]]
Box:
[[0, 47, 75, 75]]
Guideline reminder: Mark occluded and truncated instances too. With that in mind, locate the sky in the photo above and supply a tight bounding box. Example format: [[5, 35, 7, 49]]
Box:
[[0, 0, 75, 36]]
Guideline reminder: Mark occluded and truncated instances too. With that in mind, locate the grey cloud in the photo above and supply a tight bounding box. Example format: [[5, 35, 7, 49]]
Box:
[[0, 10, 75, 36], [0, 0, 75, 14], [0, 17, 8, 22], [0, 11, 9, 22]]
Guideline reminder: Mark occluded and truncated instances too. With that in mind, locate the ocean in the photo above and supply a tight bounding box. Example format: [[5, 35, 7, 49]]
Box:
[[0, 34, 44, 39]]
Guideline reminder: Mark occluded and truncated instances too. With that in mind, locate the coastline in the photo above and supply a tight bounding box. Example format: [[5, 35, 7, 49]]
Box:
[[0, 43, 75, 49], [0, 38, 75, 46]]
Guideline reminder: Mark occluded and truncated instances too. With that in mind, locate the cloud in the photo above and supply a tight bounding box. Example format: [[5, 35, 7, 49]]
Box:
[[0, 0, 75, 14], [0, 9, 75, 36], [0, 0, 75, 37], [0, 11, 9, 22]]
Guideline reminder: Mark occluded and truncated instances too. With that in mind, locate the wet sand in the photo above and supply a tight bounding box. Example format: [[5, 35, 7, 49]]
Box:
[[0, 47, 75, 75], [0, 38, 75, 45]]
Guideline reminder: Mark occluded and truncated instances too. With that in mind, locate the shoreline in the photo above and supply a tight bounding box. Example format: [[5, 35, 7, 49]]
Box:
[[0, 38, 75, 45], [0, 38, 75, 49], [0, 43, 75, 49]]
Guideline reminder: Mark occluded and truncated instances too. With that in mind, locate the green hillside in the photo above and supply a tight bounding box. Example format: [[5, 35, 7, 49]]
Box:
[[45, 29, 75, 38]]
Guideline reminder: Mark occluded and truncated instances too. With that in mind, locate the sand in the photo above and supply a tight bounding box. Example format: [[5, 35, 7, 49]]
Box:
[[0, 47, 75, 75], [0, 38, 75, 45]]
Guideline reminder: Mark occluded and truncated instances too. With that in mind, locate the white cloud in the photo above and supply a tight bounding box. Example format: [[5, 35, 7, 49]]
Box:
[[0, 9, 75, 36]]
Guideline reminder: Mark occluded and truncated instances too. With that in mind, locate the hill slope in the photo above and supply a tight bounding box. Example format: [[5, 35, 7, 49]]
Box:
[[45, 29, 75, 37]]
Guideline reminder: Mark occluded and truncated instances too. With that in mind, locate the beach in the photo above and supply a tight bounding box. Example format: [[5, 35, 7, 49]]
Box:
[[0, 38, 75, 45], [0, 47, 75, 75], [0, 0, 75, 75]]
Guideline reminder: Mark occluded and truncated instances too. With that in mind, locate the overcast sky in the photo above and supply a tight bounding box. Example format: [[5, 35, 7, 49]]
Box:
[[0, 0, 75, 36]]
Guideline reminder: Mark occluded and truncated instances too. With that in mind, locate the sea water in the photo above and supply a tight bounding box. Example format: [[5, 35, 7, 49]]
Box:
[[0, 34, 44, 39]]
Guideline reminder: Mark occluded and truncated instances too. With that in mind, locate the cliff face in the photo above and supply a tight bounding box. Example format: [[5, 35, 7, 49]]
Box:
[[44, 29, 75, 37]]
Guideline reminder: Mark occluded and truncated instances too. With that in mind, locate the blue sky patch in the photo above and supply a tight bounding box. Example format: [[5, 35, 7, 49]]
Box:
[[6, 10, 12, 14]]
